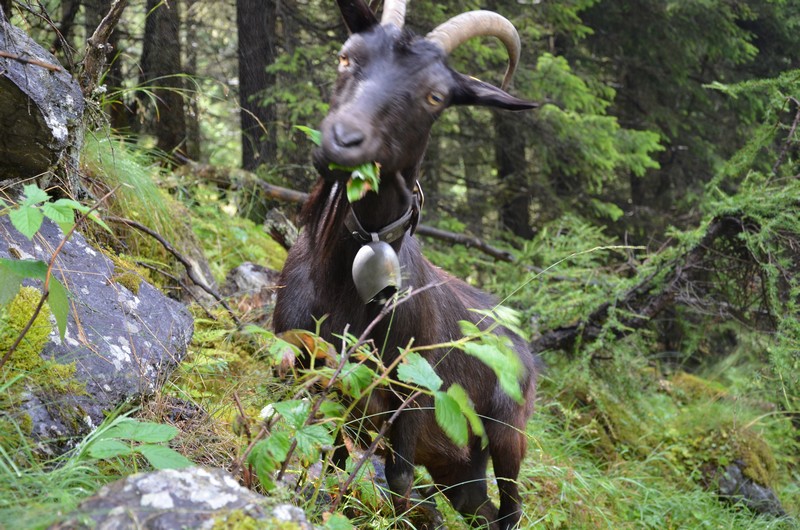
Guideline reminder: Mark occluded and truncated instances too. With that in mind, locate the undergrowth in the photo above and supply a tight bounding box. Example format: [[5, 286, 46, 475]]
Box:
[[1, 75, 798, 529]]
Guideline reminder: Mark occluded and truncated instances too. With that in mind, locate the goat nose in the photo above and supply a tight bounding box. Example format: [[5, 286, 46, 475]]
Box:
[[332, 123, 365, 148]]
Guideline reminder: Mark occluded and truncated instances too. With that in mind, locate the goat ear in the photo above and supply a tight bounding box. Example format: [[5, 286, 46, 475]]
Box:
[[451, 72, 538, 111], [336, 0, 378, 34]]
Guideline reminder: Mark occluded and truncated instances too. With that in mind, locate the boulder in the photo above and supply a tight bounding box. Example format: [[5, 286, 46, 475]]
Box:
[[0, 6, 84, 193], [0, 215, 193, 455], [49, 467, 315, 529], [718, 461, 785, 517]]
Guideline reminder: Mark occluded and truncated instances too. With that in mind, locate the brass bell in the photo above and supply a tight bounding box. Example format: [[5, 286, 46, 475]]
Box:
[[352, 239, 402, 304]]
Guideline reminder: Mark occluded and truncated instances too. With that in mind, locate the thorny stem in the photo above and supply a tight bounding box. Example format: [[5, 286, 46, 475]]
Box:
[[1, 185, 121, 370], [332, 390, 424, 511], [275, 283, 444, 482]]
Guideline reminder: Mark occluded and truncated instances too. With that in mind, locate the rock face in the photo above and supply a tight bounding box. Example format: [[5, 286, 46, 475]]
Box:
[[0, 215, 193, 453], [50, 467, 315, 530], [718, 462, 786, 517], [0, 6, 84, 192]]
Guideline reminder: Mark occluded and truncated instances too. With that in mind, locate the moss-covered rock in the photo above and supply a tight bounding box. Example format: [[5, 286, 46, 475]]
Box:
[[0, 286, 84, 394]]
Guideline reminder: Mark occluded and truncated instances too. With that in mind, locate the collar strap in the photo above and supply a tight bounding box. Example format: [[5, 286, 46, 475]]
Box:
[[345, 181, 423, 245]]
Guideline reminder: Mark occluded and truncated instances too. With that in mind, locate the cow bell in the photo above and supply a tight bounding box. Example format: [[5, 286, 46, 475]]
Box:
[[352, 240, 402, 304]]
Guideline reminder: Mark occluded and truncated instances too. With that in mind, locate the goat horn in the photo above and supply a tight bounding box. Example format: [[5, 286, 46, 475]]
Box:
[[380, 0, 407, 28], [426, 10, 522, 90]]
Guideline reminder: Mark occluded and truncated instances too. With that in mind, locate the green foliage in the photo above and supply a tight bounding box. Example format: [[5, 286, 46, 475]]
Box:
[[297, 126, 381, 202], [87, 418, 193, 470], [188, 185, 287, 281], [0, 183, 117, 341], [0, 259, 69, 340]]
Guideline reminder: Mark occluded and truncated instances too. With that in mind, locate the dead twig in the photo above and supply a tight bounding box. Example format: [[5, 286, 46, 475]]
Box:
[[0, 50, 62, 71], [133, 260, 216, 321], [105, 215, 241, 327]]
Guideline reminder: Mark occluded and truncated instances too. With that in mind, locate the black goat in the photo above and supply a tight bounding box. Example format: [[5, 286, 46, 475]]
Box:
[[273, 1, 538, 528]]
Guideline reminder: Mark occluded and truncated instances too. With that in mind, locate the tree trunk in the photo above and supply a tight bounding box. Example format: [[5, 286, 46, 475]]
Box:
[[52, 0, 81, 59], [140, 0, 187, 160], [495, 110, 534, 239], [236, 0, 277, 171], [184, 0, 201, 160]]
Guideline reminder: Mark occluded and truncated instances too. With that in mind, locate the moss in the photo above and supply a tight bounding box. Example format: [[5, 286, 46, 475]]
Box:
[[733, 428, 778, 486], [18, 413, 33, 435], [210, 509, 304, 530], [0, 286, 53, 370], [669, 372, 728, 402], [106, 253, 150, 293], [1, 286, 86, 395], [111, 270, 143, 295]]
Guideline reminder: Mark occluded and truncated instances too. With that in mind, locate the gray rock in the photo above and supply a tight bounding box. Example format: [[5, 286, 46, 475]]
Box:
[[49, 467, 315, 529], [222, 262, 279, 325], [0, 8, 84, 191], [222, 262, 279, 298], [0, 215, 193, 454], [717, 461, 785, 517]]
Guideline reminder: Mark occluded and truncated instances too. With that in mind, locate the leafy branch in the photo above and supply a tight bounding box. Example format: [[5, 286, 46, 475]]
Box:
[[0, 185, 117, 370]]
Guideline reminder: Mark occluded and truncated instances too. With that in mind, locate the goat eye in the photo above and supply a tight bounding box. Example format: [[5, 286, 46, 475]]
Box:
[[426, 91, 445, 106], [338, 53, 350, 68]]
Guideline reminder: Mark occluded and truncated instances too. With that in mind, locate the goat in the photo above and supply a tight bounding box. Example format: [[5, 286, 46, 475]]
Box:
[[273, 1, 538, 528]]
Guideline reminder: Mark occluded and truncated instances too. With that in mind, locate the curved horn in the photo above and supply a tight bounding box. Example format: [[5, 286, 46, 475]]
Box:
[[380, 0, 407, 28], [426, 10, 522, 90]]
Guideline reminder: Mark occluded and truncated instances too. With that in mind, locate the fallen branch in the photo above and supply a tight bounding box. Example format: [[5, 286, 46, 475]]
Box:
[[105, 215, 241, 327], [179, 162, 515, 262], [530, 216, 750, 355]]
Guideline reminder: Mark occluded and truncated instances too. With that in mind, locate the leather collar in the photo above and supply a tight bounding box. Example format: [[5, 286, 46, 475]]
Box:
[[344, 181, 424, 245]]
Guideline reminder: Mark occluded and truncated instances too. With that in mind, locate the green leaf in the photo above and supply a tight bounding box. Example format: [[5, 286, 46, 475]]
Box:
[[47, 277, 69, 339], [0, 268, 22, 307], [447, 384, 485, 443], [96, 419, 140, 441], [434, 390, 468, 447], [57, 221, 75, 234], [458, 320, 481, 337], [397, 352, 442, 392], [88, 439, 134, 459], [21, 184, 49, 206], [463, 339, 524, 404], [136, 444, 193, 469], [41, 200, 75, 224], [339, 362, 376, 398], [67, 202, 112, 233], [295, 125, 322, 146], [324, 514, 355, 530], [272, 400, 311, 430], [263, 430, 292, 461], [248, 439, 281, 490], [9, 206, 44, 240], [345, 176, 367, 203], [295, 424, 333, 460], [104, 420, 178, 443], [352, 162, 380, 188], [0, 258, 48, 279]]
